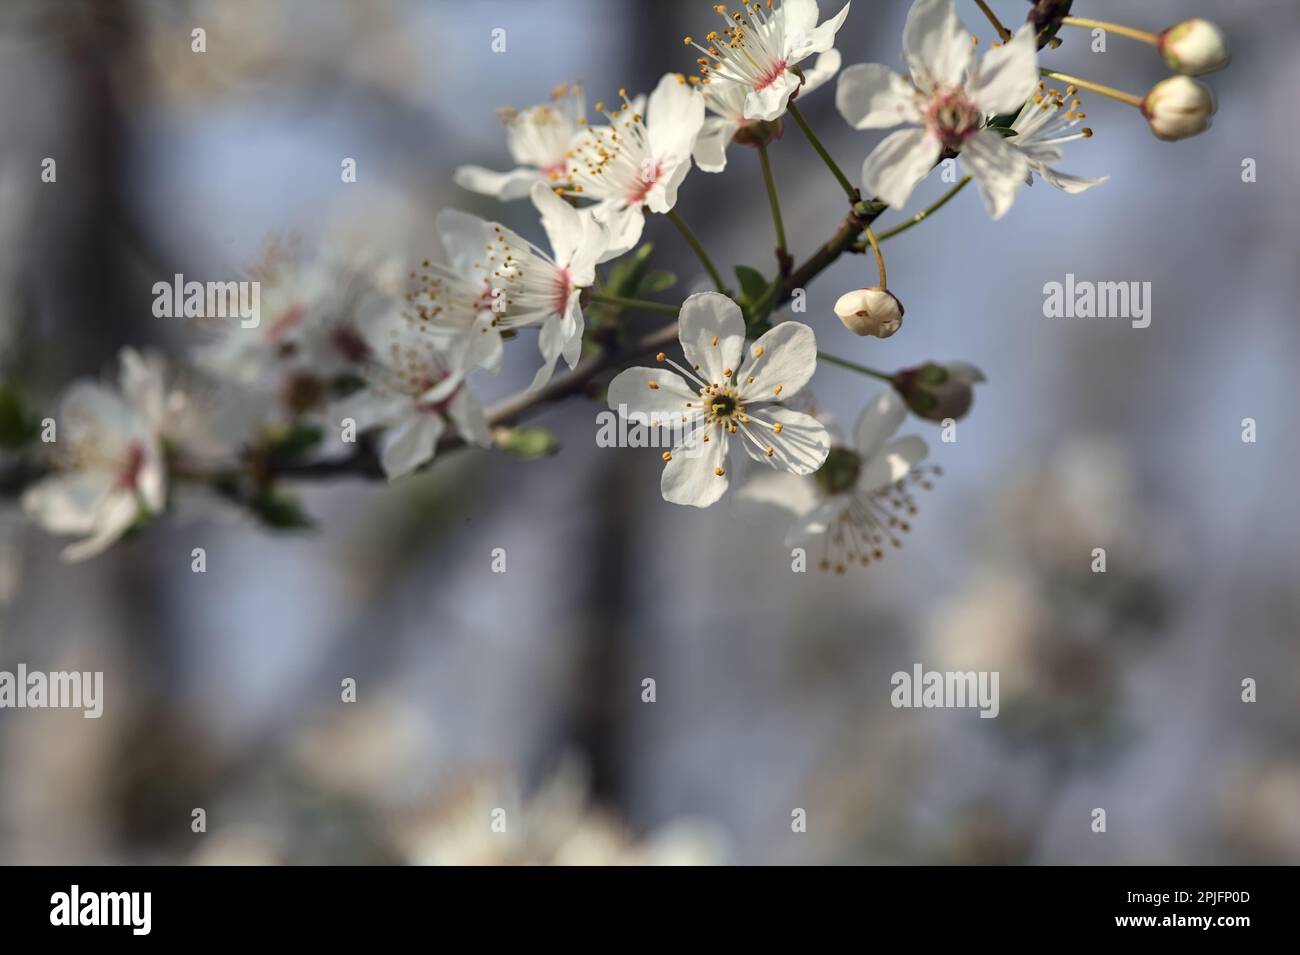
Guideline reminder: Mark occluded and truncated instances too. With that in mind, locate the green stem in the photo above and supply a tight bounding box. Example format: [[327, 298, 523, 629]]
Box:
[[589, 292, 679, 316], [756, 143, 788, 257], [817, 351, 894, 382], [787, 101, 856, 199], [667, 209, 728, 292], [876, 176, 972, 242]]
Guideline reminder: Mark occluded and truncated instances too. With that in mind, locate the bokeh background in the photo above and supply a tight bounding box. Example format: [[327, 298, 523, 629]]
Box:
[[0, 0, 1296, 864]]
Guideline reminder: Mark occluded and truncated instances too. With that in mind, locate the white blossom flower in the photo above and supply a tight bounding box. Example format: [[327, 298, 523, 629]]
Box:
[[485, 182, 610, 390], [333, 320, 491, 480], [606, 292, 830, 508], [692, 49, 841, 173], [739, 389, 936, 571], [561, 74, 705, 260], [22, 349, 169, 561], [453, 83, 586, 201], [193, 240, 374, 390], [1005, 82, 1107, 194], [407, 208, 507, 378], [685, 0, 851, 123], [835, 0, 1040, 218]]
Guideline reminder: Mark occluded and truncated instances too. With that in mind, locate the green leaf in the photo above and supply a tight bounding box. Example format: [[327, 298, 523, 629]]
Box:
[[251, 489, 314, 530], [734, 265, 769, 305], [603, 243, 655, 298], [0, 382, 39, 449], [264, 423, 324, 463], [638, 269, 677, 295], [495, 425, 560, 460]]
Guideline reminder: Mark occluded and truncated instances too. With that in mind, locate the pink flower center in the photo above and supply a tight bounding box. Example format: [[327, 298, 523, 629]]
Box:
[[627, 163, 662, 205], [115, 442, 146, 492], [926, 92, 982, 150], [552, 267, 573, 315], [754, 59, 789, 91], [267, 303, 305, 344]]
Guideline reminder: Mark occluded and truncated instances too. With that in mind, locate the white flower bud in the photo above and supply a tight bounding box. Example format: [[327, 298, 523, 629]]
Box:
[[1141, 76, 1215, 142], [833, 287, 903, 339], [1158, 18, 1230, 77]]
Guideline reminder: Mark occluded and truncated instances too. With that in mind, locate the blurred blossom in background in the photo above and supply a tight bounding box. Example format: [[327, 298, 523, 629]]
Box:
[[0, 0, 1297, 864]]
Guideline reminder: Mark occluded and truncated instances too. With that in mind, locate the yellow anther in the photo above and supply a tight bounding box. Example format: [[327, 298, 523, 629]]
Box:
[[715, 466, 726, 476], [662, 451, 672, 461], [772, 422, 783, 433]]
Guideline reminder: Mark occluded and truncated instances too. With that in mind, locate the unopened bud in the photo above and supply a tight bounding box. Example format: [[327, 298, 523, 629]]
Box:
[[1142, 76, 1215, 142], [892, 361, 985, 422], [1158, 18, 1229, 77], [834, 287, 903, 339], [732, 118, 784, 148]]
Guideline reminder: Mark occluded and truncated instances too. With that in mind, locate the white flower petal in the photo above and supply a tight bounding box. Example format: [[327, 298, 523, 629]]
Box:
[[854, 389, 907, 458], [861, 127, 941, 208], [787, 496, 848, 548], [736, 469, 821, 517], [646, 157, 691, 214], [903, 0, 973, 92], [739, 321, 818, 401], [661, 422, 729, 508], [452, 165, 543, 201], [591, 202, 645, 263], [786, 1, 852, 61], [677, 292, 745, 386], [836, 63, 920, 130], [435, 208, 494, 275], [562, 292, 586, 369], [780, 0, 821, 35], [962, 128, 1030, 219], [743, 71, 802, 122], [1034, 164, 1108, 194], [858, 434, 928, 491], [647, 72, 706, 164], [61, 491, 139, 563], [531, 180, 584, 264], [380, 413, 444, 479], [332, 388, 410, 432], [446, 389, 491, 447], [692, 118, 741, 173], [527, 312, 568, 392], [970, 24, 1039, 118], [607, 366, 701, 423], [21, 471, 114, 535], [747, 405, 831, 475], [799, 48, 843, 98]]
